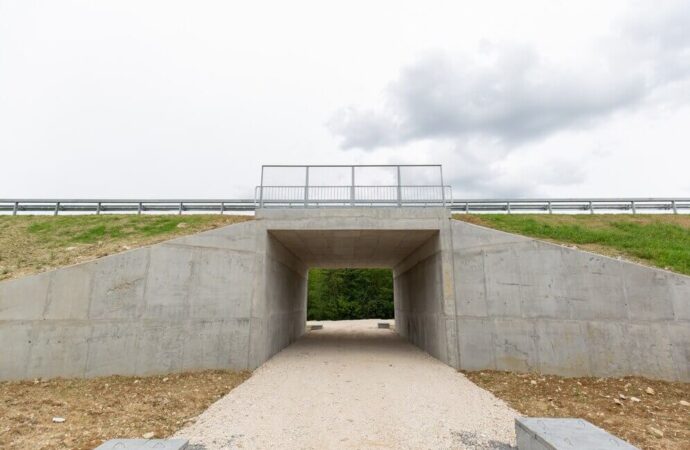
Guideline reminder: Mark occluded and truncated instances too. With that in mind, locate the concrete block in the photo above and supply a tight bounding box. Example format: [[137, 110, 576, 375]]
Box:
[[94, 439, 189, 450], [667, 322, 690, 381], [625, 323, 676, 380], [187, 248, 254, 319], [84, 322, 139, 377], [142, 246, 193, 320], [180, 319, 251, 371], [515, 418, 638, 449], [44, 265, 92, 320], [621, 265, 676, 321], [25, 322, 91, 379], [534, 320, 590, 376], [0, 324, 32, 379], [669, 276, 690, 320], [0, 273, 49, 320], [453, 251, 488, 317], [89, 249, 149, 320], [457, 318, 495, 371], [492, 319, 538, 372], [584, 321, 631, 377], [483, 246, 524, 317], [133, 321, 187, 375]]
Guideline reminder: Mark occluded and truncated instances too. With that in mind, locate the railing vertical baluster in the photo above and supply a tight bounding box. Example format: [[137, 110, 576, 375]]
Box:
[[396, 166, 402, 207], [304, 167, 309, 208], [350, 167, 355, 206]]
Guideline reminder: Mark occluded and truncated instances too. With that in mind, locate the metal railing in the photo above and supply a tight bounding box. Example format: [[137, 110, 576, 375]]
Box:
[[255, 185, 453, 207], [256, 164, 449, 208], [1, 197, 688, 215]]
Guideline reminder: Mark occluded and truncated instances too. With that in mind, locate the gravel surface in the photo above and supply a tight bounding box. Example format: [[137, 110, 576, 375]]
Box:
[[176, 320, 518, 449]]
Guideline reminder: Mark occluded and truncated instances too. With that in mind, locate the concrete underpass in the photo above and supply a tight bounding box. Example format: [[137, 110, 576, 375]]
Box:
[[1, 207, 689, 382]]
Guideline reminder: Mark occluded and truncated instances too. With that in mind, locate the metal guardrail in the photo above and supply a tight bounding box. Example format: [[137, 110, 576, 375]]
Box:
[[0, 198, 688, 215], [450, 198, 690, 214], [0, 199, 256, 215]]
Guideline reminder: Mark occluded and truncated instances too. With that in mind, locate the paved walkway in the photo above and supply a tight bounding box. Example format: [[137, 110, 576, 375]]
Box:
[[176, 320, 518, 449]]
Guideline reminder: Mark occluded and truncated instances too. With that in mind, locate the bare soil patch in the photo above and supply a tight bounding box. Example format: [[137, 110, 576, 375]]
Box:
[[464, 370, 690, 450], [0, 370, 250, 450]]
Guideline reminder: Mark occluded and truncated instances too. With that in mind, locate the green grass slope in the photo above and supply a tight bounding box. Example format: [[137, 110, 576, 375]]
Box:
[[453, 214, 690, 276], [0, 214, 252, 281]]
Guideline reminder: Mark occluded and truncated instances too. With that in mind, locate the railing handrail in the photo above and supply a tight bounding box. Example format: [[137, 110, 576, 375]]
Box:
[[1, 197, 689, 215]]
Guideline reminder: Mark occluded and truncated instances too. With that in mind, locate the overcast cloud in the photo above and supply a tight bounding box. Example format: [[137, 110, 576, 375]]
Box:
[[0, 1, 689, 199], [329, 3, 690, 150]]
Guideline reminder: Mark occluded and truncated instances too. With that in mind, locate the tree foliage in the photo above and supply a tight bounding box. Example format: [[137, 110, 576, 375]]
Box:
[[307, 268, 394, 320]]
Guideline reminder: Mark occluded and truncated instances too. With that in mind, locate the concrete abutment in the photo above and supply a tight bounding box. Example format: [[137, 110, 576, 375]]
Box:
[[0, 208, 688, 381]]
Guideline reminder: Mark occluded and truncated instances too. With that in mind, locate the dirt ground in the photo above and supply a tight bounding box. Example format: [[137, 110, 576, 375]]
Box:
[[0, 370, 250, 450], [464, 370, 690, 450]]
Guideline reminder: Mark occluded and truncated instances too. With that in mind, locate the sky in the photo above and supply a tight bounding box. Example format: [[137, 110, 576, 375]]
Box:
[[1, 0, 689, 199]]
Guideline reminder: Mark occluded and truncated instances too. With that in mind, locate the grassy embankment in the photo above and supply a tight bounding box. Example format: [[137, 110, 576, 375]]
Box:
[[0, 214, 251, 281], [454, 214, 690, 276]]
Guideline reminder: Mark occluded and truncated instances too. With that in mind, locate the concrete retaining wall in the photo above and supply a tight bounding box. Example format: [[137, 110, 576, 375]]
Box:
[[0, 221, 259, 380], [394, 233, 456, 366], [248, 232, 307, 368], [451, 220, 690, 381]]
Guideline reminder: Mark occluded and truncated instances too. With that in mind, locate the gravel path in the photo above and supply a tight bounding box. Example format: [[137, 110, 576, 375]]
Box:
[[176, 320, 518, 449]]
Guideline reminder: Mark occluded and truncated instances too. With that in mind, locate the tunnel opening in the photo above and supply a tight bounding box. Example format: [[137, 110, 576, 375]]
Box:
[[306, 268, 394, 321], [260, 227, 454, 368]]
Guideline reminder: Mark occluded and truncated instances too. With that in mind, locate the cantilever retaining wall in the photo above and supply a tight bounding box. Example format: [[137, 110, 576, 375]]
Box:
[[450, 220, 690, 381], [0, 221, 261, 380]]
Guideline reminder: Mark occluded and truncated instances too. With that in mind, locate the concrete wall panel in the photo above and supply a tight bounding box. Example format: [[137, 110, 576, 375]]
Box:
[[451, 219, 690, 381]]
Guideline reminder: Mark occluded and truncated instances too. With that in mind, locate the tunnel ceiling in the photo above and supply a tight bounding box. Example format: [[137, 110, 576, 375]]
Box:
[[268, 229, 438, 268]]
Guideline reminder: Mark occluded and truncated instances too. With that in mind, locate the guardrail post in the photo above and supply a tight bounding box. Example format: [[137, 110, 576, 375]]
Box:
[[672, 200, 677, 214], [96, 202, 101, 215], [54, 202, 60, 216], [631, 201, 636, 215], [138, 202, 142, 215], [465, 202, 469, 214], [589, 201, 594, 214], [547, 201, 552, 214], [507, 202, 511, 214], [178, 202, 183, 215], [13, 202, 18, 216], [220, 202, 225, 215]]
